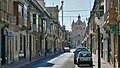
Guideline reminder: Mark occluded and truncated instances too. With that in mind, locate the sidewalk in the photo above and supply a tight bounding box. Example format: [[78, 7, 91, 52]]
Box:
[[0, 51, 63, 68], [0, 55, 45, 68], [93, 54, 113, 68]]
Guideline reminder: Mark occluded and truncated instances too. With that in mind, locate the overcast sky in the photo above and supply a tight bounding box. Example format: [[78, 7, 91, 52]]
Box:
[[44, 0, 95, 31]]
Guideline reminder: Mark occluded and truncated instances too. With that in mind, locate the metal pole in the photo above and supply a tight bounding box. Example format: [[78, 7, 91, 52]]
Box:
[[97, 0, 101, 68], [98, 26, 101, 68], [118, 0, 120, 68], [118, 21, 120, 68], [90, 34, 92, 56], [118, 36, 120, 68], [61, 1, 64, 26]]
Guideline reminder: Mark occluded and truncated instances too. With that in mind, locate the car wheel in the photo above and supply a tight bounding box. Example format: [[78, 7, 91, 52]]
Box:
[[77, 64, 80, 67], [89, 59, 93, 67], [74, 59, 76, 64]]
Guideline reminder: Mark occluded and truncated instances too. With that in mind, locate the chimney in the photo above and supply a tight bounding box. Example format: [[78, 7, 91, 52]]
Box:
[[37, 0, 45, 8]]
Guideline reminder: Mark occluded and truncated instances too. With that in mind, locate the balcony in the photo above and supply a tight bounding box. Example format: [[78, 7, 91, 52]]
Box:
[[104, 8, 116, 24], [32, 24, 38, 34], [103, 8, 116, 32]]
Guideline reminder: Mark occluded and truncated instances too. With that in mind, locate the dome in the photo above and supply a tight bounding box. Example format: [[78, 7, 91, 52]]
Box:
[[76, 15, 83, 25]]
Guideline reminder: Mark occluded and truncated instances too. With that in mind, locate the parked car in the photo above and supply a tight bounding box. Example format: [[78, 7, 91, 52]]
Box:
[[76, 51, 93, 67], [63, 47, 70, 52], [73, 47, 88, 64]]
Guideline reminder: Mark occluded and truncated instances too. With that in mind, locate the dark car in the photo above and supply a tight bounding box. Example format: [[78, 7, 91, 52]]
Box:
[[63, 47, 70, 52], [76, 51, 93, 67], [73, 47, 88, 64]]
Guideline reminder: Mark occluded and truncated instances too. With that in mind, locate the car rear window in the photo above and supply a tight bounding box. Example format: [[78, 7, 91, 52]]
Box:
[[76, 48, 88, 52], [79, 51, 91, 57], [79, 52, 91, 57]]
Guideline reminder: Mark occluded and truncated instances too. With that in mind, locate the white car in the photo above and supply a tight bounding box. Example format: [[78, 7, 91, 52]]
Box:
[[76, 51, 93, 67], [63, 47, 70, 52]]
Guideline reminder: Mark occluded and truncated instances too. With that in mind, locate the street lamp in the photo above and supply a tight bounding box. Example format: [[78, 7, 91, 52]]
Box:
[[95, 0, 102, 68], [95, 16, 102, 68], [118, 19, 120, 68], [61, 1, 64, 26], [97, 25, 101, 68]]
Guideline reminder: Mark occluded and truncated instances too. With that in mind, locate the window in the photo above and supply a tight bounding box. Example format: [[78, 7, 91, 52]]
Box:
[[18, 4, 22, 17], [18, 4, 23, 24], [43, 20, 47, 32], [36, 14, 38, 31], [15, 36, 17, 51], [4, 0, 7, 13], [104, 0, 106, 13], [24, 5, 27, 26], [20, 34, 22, 51], [30, 12, 33, 23], [33, 14, 36, 24]]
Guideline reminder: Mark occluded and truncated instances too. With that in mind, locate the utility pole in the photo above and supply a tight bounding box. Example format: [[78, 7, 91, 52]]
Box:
[[90, 34, 92, 56], [118, 19, 120, 68], [61, 1, 64, 26], [118, 0, 120, 68], [97, 0, 101, 68], [98, 26, 101, 68]]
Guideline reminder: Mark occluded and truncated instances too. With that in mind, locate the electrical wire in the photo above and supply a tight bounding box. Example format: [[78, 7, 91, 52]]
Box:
[[63, 10, 90, 12]]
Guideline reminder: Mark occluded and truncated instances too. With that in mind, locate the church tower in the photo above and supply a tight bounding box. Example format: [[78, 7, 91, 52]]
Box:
[[70, 15, 86, 46]]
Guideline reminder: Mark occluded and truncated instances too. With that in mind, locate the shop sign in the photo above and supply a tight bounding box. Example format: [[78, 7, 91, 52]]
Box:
[[110, 23, 117, 33]]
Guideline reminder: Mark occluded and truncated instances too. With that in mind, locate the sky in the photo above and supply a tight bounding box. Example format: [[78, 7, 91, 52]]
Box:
[[44, 0, 95, 31]]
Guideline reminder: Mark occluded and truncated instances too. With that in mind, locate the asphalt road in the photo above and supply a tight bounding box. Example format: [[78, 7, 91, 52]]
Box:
[[30, 49, 93, 68]]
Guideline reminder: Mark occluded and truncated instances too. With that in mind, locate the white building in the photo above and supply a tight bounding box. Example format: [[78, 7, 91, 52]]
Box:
[[70, 15, 86, 46]]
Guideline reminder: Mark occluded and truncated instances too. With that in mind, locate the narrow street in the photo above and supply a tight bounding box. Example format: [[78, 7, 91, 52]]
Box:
[[0, 0, 120, 68], [30, 49, 93, 68]]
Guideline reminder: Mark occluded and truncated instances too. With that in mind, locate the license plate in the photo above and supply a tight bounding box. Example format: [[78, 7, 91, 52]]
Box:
[[79, 64, 89, 66], [82, 58, 90, 61]]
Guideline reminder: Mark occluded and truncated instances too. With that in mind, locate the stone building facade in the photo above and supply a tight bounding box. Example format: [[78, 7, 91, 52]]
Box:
[[70, 15, 86, 47]]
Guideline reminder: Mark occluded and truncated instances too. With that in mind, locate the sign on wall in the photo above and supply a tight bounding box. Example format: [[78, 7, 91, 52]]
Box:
[[110, 23, 117, 33]]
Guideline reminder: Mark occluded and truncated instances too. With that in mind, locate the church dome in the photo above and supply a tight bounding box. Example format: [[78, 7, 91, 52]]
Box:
[[76, 15, 83, 25]]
